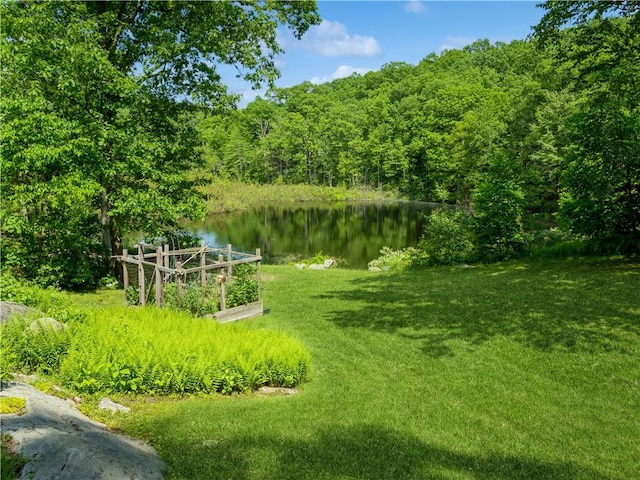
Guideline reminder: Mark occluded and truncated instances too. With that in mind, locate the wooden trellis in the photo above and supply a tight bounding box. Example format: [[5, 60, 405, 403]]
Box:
[[116, 241, 263, 322]]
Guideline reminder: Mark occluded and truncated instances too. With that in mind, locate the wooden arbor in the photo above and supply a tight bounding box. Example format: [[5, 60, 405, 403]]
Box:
[[118, 242, 263, 322]]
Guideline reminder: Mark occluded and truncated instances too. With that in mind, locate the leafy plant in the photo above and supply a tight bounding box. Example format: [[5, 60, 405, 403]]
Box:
[[368, 246, 429, 271], [163, 282, 220, 317], [0, 397, 26, 415], [0, 272, 85, 323], [1, 434, 27, 480], [227, 264, 260, 308], [125, 286, 139, 306], [419, 209, 475, 265], [0, 316, 73, 375], [57, 306, 310, 395], [472, 155, 526, 260]]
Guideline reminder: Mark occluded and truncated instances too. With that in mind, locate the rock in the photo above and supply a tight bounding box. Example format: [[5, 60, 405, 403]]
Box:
[[294, 263, 306, 269], [323, 259, 335, 268], [28, 317, 66, 333], [368, 266, 382, 272], [0, 382, 164, 479], [0, 301, 37, 324], [257, 386, 298, 396], [309, 264, 325, 270], [98, 397, 131, 414]]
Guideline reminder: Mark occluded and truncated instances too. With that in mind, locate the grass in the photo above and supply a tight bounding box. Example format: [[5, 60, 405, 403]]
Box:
[[1, 434, 27, 480], [0, 397, 26, 415], [82, 256, 640, 480], [198, 179, 401, 213]]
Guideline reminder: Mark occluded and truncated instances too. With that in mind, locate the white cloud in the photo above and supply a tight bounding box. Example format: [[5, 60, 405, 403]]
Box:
[[439, 36, 475, 52], [404, 1, 427, 15], [310, 65, 373, 85], [237, 88, 267, 108], [299, 20, 382, 57]]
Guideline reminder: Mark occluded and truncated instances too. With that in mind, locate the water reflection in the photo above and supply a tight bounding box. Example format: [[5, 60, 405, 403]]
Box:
[[185, 202, 440, 268]]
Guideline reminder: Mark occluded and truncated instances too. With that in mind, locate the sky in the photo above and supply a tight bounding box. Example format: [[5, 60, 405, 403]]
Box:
[[221, 1, 546, 107]]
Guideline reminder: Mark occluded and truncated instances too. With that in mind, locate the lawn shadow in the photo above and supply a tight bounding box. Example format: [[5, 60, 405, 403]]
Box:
[[157, 422, 613, 480], [316, 260, 640, 357]]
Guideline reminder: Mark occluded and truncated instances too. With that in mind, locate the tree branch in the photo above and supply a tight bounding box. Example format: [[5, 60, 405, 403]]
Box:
[[108, 0, 145, 57]]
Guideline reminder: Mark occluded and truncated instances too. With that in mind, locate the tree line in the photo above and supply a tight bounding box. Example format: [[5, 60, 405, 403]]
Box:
[[1, 1, 638, 288], [198, 6, 639, 254]]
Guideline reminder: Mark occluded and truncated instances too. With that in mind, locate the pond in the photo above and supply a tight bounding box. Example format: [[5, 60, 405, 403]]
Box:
[[184, 201, 442, 269]]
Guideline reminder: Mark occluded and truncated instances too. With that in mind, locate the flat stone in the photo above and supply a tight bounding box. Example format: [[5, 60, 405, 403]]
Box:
[[308, 264, 325, 270], [294, 263, 306, 269], [98, 397, 131, 414], [368, 267, 382, 272], [323, 259, 335, 268], [257, 386, 298, 396]]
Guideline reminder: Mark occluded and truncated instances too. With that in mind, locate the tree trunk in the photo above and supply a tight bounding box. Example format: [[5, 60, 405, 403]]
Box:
[[101, 188, 124, 279], [101, 188, 112, 256]]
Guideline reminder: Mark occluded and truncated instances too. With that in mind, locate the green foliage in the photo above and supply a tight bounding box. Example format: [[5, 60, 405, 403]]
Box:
[[125, 286, 139, 306], [163, 282, 220, 317], [227, 264, 260, 308], [0, 316, 73, 375], [368, 246, 429, 272], [1, 0, 320, 288], [0, 272, 85, 323], [419, 209, 475, 265], [57, 307, 310, 395], [153, 264, 258, 315], [472, 156, 526, 259], [535, 7, 640, 248], [0, 397, 26, 415], [1, 434, 27, 480], [197, 12, 639, 256]]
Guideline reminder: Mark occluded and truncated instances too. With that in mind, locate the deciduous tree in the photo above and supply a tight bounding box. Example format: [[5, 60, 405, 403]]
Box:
[[1, 0, 319, 287]]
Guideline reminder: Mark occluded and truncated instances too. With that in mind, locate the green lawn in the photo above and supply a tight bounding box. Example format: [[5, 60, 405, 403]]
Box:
[[101, 258, 639, 479]]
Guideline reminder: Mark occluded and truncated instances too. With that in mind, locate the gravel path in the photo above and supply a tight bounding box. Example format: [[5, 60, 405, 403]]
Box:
[[0, 382, 165, 480]]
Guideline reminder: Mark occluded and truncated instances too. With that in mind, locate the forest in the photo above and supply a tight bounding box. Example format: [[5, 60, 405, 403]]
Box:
[[1, 1, 639, 288], [196, 13, 639, 251]]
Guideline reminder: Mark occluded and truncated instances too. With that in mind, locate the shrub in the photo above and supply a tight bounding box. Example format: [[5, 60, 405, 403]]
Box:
[[419, 209, 475, 265], [57, 306, 310, 395], [155, 264, 259, 315], [0, 316, 73, 375], [472, 156, 526, 260], [0, 272, 85, 323], [368, 246, 429, 271], [227, 263, 259, 308], [163, 282, 220, 316]]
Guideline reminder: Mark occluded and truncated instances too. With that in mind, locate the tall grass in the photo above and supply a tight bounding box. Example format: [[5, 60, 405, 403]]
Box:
[[111, 258, 639, 479], [199, 179, 400, 213]]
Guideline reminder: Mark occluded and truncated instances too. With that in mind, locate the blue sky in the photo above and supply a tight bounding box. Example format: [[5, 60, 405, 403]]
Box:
[[223, 1, 545, 106]]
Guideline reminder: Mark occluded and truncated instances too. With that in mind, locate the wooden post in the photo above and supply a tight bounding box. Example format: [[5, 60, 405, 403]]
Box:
[[200, 240, 206, 286], [137, 244, 145, 306], [219, 281, 226, 311], [163, 244, 170, 269], [256, 248, 262, 301], [155, 246, 163, 306], [175, 260, 183, 308], [122, 249, 129, 290], [218, 253, 226, 311], [226, 243, 233, 281]]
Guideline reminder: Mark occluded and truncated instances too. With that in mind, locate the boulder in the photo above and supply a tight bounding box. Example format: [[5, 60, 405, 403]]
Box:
[[0, 301, 37, 324], [28, 317, 66, 333]]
